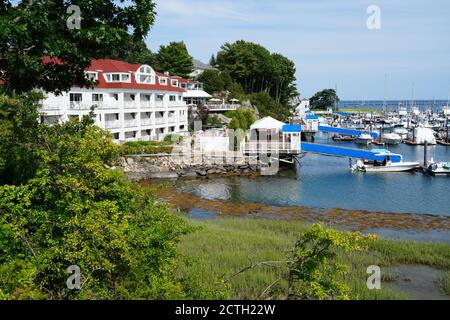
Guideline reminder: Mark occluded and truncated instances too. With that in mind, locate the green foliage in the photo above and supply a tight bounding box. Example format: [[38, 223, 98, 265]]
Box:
[[249, 92, 278, 119], [197, 70, 225, 93], [121, 140, 174, 155], [0, 0, 157, 94], [155, 41, 193, 78], [207, 115, 222, 127], [0, 93, 41, 185], [439, 271, 450, 296], [108, 34, 155, 65], [310, 89, 340, 110], [0, 118, 191, 299], [287, 224, 376, 300], [226, 109, 255, 131], [215, 40, 298, 111]]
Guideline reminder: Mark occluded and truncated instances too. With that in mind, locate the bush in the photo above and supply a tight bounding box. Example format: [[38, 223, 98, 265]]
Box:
[[0, 117, 191, 299]]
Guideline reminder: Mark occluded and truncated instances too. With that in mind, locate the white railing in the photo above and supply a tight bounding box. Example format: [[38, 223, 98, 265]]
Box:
[[168, 117, 176, 123], [40, 104, 61, 111], [141, 119, 153, 126], [105, 120, 121, 129], [124, 102, 138, 109], [155, 101, 164, 108], [207, 104, 240, 111], [124, 120, 138, 127], [70, 102, 91, 110], [244, 142, 301, 154], [155, 118, 165, 125]]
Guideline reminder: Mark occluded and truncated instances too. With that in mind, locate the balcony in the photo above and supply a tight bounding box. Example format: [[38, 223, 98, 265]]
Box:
[[207, 104, 240, 112], [124, 120, 138, 128], [141, 118, 153, 126], [124, 102, 138, 109], [155, 117, 166, 125], [70, 102, 91, 110], [105, 120, 121, 129], [155, 101, 164, 108]]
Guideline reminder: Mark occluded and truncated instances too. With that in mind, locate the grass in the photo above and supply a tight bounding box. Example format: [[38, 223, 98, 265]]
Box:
[[176, 218, 450, 300]]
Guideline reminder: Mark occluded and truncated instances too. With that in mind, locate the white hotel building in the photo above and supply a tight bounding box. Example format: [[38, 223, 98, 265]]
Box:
[[39, 59, 189, 142]]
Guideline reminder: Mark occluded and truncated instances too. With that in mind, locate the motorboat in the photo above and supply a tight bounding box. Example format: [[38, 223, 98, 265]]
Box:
[[392, 126, 409, 139], [426, 159, 450, 175], [355, 132, 373, 145], [381, 133, 402, 145], [352, 149, 419, 173]]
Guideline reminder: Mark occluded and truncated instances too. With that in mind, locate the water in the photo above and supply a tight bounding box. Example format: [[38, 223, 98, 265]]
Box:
[[175, 132, 450, 217], [338, 100, 449, 112]]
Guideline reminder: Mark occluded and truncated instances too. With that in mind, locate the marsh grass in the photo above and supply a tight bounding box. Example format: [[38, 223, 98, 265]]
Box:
[[177, 218, 450, 300]]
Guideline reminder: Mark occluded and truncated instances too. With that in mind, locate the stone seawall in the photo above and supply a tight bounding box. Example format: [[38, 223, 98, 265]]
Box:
[[120, 154, 264, 181]]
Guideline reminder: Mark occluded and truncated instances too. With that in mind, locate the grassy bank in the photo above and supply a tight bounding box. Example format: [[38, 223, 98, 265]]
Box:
[[176, 218, 450, 300]]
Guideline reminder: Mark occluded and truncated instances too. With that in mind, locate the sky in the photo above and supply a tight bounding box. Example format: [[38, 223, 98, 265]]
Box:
[[145, 0, 450, 101]]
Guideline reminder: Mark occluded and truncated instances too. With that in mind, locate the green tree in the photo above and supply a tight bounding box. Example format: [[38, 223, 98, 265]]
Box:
[[108, 35, 155, 65], [0, 93, 41, 185], [226, 109, 255, 131], [287, 224, 375, 300], [310, 89, 339, 110], [0, 0, 157, 94], [197, 70, 225, 93], [0, 117, 191, 299], [250, 92, 277, 119], [155, 41, 193, 78]]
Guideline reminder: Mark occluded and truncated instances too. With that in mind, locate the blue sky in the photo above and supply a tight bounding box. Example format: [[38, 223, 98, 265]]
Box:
[[146, 0, 450, 100]]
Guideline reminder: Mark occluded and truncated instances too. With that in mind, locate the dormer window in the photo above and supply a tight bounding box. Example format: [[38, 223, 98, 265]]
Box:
[[159, 77, 167, 85], [171, 80, 179, 87], [104, 73, 131, 83], [86, 71, 98, 81], [136, 65, 155, 84]]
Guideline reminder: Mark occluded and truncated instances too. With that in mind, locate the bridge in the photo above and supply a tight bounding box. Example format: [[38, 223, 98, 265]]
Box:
[[301, 142, 402, 163]]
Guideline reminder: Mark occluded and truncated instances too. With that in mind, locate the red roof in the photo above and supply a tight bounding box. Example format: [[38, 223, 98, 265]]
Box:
[[86, 59, 186, 92]]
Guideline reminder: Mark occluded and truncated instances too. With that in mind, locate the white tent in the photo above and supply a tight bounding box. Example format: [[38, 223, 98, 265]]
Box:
[[183, 90, 212, 98], [250, 116, 285, 131]]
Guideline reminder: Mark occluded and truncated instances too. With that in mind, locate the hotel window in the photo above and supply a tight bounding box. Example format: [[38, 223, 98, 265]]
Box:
[[92, 94, 103, 102], [112, 93, 119, 101], [144, 94, 151, 101], [111, 74, 120, 82], [113, 133, 120, 140], [169, 95, 176, 102], [159, 77, 167, 85], [171, 80, 178, 87], [121, 74, 130, 82], [130, 94, 136, 101], [70, 93, 82, 102], [156, 94, 164, 101]]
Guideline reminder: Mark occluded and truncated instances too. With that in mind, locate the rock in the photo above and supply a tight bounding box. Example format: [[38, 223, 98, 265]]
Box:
[[126, 157, 134, 166], [207, 169, 217, 174], [197, 170, 207, 176], [147, 172, 178, 179], [243, 169, 250, 174]]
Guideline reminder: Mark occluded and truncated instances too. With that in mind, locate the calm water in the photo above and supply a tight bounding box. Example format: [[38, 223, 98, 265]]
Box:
[[175, 132, 450, 217]]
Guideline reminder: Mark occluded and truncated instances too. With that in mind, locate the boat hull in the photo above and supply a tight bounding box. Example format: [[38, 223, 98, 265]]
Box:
[[357, 162, 419, 173]]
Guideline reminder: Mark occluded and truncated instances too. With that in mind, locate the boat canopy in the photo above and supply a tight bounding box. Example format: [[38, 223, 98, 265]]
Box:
[[282, 124, 301, 133]]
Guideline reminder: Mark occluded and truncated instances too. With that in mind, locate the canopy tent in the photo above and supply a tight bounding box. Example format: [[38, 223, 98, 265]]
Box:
[[250, 116, 285, 131], [183, 90, 212, 98]]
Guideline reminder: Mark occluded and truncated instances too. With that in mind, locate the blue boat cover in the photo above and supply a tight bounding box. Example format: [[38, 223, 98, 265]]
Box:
[[318, 126, 379, 139], [301, 143, 402, 162], [282, 124, 302, 132]]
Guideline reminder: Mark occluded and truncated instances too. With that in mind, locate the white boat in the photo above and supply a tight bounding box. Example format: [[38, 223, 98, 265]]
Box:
[[407, 127, 437, 145], [392, 127, 409, 139], [355, 133, 373, 145], [352, 149, 419, 173], [381, 133, 402, 145], [426, 159, 450, 175]]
